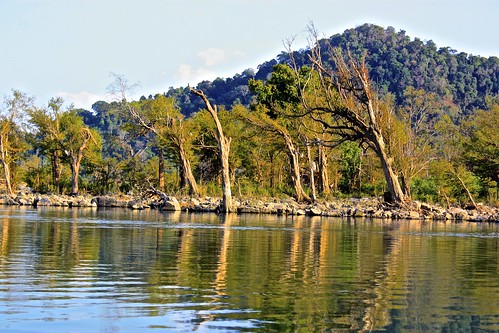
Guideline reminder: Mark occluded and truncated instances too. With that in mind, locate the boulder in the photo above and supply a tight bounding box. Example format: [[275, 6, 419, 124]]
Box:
[[38, 197, 52, 206], [408, 211, 420, 219], [95, 196, 117, 207], [447, 207, 467, 220], [163, 196, 181, 211], [237, 206, 260, 214], [307, 207, 322, 216], [295, 209, 306, 215]]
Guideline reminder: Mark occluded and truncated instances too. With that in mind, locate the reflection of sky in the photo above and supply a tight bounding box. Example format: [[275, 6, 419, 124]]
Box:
[[0, 207, 498, 332]]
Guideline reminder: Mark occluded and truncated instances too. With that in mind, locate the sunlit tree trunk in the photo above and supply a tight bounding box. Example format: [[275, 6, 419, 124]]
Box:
[[50, 151, 62, 193], [190, 88, 232, 212], [0, 125, 14, 196], [372, 131, 405, 203], [70, 159, 80, 195], [158, 149, 165, 190], [0, 137, 14, 196], [281, 130, 311, 204], [317, 144, 330, 195], [67, 128, 94, 196], [177, 142, 199, 197], [306, 143, 317, 202]]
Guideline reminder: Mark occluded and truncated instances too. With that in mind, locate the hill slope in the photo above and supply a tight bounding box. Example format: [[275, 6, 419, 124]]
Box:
[[161, 23, 499, 117]]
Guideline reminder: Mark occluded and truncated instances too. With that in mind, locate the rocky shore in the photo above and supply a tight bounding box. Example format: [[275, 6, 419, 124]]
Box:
[[1, 191, 498, 222]]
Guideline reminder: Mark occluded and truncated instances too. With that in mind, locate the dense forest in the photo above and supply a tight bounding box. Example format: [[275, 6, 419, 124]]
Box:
[[1, 24, 498, 208]]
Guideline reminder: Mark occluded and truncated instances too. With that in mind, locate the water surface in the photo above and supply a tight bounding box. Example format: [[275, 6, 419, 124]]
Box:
[[0, 206, 498, 332]]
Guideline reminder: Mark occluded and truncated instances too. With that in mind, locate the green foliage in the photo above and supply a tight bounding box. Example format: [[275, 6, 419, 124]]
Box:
[[338, 142, 361, 195], [411, 176, 439, 203], [462, 105, 499, 186]]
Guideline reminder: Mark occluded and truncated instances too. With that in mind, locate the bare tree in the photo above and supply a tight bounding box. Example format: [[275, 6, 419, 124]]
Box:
[[190, 88, 232, 213], [299, 28, 407, 203]]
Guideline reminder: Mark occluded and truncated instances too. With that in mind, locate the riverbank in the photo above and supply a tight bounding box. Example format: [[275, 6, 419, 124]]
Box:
[[1, 192, 498, 222]]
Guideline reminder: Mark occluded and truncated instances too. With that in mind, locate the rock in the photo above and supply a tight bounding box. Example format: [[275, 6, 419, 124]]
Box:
[[273, 204, 287, 215], [307, 207, 322, 216], [295, 209, 306, 215], [163, 196, 181, 211], [237, 206, 260, 214], [420, 203, 434, 212], [190, 198, 200, 207], [36, 197, 52, 206], [352, 208, 365, 217], [95, 196, 117, 207], [408, 211, 420, 219], [447, 207, 467, 220]]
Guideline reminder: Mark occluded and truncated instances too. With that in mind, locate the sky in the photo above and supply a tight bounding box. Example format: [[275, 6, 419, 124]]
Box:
[[1, 0, 498, 110]]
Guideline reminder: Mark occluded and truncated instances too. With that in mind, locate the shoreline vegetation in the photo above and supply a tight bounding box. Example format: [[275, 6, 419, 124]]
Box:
[[1, 25, 498, 216], [2, 191, 498, 223]]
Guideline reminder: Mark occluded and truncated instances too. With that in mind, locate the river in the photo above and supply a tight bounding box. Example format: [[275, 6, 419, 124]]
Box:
[[0, 206, 498, 332]]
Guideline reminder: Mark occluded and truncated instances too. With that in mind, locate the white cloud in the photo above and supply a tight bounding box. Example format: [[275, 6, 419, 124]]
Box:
[[198, 48, 227, 67], [174, 48, 247, 85], [175, 64, 218, 86], [57, 91, 107, 110]]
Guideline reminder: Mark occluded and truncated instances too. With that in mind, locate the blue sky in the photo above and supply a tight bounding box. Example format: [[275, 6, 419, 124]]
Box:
[[1, 0, 498, 110]]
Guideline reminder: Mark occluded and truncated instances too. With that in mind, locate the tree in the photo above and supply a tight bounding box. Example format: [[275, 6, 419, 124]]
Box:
[[248, 64, 313, 203], [0, 90, 32, 195], [383, 90, 437, 197], [28, 97, 65, 192], [127, 95, 200, 196], [301, 31, 408, 203], [58, 110, 101, 195], [462, 102, 499, 200], [190, 88, 232, 213], [432, 115, 480, 207]]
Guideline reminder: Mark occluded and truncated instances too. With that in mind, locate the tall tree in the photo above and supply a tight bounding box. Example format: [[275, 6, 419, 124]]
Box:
[[462, 102, 499, 199], [302, 34, 408, 203], [248, 64, 313, 203], [28, 97, 65, 192], [58, 110, 101, 195], [128, 95, 200, 196], [190, 88, 233, 213], [0, 90, 32, 195]]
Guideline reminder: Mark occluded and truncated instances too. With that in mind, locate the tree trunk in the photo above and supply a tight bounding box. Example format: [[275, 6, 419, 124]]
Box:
[[400, 174, 411, 198], [70, 159, 80, 195], [178, 143, 199, 197], [0, 137, 14, 196], [306, 143, 317, 202], [190, 88, 232, 212], [318, 144, 330, 195], [158, 149, 165, 190], [219, 137, 232, 212], [282, 131, 311, 203], [454, 169, 477, 209], [1, 160, 13, 196], [373, 132, 406, 203], [50, 151, 62, 193]]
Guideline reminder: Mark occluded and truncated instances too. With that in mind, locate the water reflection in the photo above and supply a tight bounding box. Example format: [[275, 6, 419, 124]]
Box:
[[0, 207, 497, 332]]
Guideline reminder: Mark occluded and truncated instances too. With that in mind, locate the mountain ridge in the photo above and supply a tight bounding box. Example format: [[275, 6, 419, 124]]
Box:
[[150, 23, 498, 118]]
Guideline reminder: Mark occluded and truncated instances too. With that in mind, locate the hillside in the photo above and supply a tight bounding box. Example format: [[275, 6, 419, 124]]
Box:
[[157, 23, 498, 118]]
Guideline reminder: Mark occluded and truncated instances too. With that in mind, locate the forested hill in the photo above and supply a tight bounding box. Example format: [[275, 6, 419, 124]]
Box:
[[160, 23, 499, 117]]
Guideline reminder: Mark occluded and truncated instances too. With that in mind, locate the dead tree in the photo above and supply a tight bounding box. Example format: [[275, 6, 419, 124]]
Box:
[[190, 88, 233, 213], [301, 29, 407, 204]]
